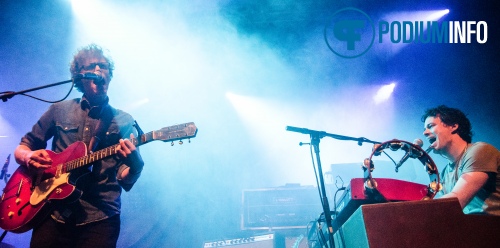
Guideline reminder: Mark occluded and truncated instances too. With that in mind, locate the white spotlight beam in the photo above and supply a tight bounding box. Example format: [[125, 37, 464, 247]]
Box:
[[373, 82, 396, 104], [376, 9, 450, 56]]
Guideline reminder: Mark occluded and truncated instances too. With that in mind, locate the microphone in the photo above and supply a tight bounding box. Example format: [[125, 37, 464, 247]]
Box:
[[395, 139, 423, 172], [413, 138, 424, 148], [74, 73, 104, 84]]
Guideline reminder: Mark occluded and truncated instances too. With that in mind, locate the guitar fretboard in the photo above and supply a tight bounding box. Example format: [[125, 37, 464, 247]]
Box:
[[62, 134, 148, 173], [64, 144, 121, 172], [61, 122, 197, 173]]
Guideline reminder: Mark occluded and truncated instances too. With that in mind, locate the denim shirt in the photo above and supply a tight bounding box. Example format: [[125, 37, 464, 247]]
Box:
[[20, 97, 140, 225]]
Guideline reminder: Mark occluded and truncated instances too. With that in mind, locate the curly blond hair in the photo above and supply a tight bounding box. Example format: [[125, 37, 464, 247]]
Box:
[[69, 43, 115, 92]]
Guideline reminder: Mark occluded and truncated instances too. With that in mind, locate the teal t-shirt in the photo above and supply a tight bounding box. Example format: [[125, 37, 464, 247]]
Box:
[[439, 142, 500, 215]]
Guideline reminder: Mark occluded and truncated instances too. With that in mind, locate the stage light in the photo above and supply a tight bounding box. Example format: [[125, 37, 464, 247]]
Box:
[[376, 9, 451, 56], [225, 92, 269, 122], [426, 9, 450, 21], [373, 82, 395, 104], [71, 0, 101, 18]]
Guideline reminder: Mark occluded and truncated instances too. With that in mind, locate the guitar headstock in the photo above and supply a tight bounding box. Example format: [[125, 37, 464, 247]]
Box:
[[153, 122, 198, 143]]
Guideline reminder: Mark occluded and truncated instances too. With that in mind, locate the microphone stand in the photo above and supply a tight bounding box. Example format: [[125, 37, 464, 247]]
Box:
[[286, 126, 381, 248], [1, 79, 73, 102]]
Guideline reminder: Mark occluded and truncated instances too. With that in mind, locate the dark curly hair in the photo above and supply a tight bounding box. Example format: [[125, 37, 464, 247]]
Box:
[[421, 105, 473, 143], [69, 43, 115, 92]]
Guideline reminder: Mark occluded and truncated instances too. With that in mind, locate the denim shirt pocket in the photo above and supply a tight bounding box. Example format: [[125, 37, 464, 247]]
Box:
[[54, 122, 80, 150], [102, 125, 122, 148]]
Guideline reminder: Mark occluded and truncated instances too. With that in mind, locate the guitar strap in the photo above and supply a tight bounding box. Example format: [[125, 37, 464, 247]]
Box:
[[88, 103, 113, 153], [87, 105, 143, 170], [134, 120, 144, 138], [89, 106, 144, 152], [59, 104, 115, 222]]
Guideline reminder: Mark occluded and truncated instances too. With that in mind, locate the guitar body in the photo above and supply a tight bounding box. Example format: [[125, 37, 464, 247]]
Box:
[[0, 141, 87, 233], [0, 122, 198, 233]]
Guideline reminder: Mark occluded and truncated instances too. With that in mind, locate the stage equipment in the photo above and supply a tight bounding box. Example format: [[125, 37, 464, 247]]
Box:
[[332, 139, 439, 231], [241, 185, 322, 230], [332, 178, 429, 231], [286, 126, 381, 247], [202, 233, 283, 248], [310, 198, 500, 248], [307, 138, 440, 247], [203, 233, 309, 248]]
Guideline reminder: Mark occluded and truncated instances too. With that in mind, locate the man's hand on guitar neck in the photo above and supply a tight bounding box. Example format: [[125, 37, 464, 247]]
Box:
[[14, 145, 52, 171], [117, 134, 144, 183]]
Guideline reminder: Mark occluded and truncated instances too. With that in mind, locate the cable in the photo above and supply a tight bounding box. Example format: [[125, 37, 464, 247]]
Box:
[[332, 184, 346, 248], [1, 80, 75, 103], [381, 150, 397, 167], [308, 143, 325, 208], [18, 81, 75, 103]]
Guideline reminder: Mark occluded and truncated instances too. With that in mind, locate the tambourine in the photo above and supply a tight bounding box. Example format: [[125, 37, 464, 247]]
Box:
[[363, 139, 441, 200]]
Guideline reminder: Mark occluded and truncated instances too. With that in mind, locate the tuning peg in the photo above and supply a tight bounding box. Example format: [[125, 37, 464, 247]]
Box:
[[179, 140, 183, 145], [171, 141, 174, 146], [188, 138, 191, 143]]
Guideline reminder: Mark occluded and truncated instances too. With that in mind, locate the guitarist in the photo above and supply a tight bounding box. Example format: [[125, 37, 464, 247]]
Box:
[[13, 44, 145, 248]]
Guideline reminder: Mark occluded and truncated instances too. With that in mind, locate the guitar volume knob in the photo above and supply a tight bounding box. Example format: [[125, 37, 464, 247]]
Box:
[[8, 211, 14, 218]]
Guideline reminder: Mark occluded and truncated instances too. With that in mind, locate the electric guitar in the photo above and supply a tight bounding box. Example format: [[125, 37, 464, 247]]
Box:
[[0, 122, 197, 233]]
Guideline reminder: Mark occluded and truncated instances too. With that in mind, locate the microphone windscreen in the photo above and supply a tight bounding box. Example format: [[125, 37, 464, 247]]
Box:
[[413, 138, 424, 147]]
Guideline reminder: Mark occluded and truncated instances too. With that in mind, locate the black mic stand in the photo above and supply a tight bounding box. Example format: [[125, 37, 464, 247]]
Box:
[[1, 79, 73, 102], [310, 132, 335, 248], [286, 126, 381, 248]]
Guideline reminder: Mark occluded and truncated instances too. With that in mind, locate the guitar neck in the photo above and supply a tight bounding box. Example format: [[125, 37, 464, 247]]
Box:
[[63, 122, 197, 172], [63, 132, 152, 172]]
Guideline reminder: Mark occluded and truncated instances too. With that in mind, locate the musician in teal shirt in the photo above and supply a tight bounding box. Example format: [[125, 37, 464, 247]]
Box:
[[422, 105, 500, 216], [14, 44, 144, 247]]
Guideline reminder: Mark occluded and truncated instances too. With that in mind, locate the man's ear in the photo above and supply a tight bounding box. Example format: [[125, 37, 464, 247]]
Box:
[[451, 124, 459, 134]]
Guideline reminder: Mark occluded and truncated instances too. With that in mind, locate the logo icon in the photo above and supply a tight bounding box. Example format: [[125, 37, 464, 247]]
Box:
[[324, 8, 375, 58]]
